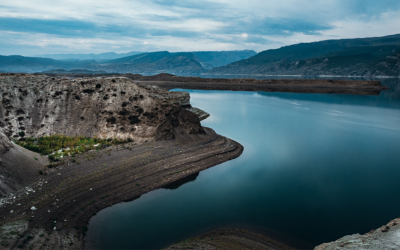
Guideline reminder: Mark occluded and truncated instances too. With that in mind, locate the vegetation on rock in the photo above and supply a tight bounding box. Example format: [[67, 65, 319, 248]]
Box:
[[14, 134, 132, 159]]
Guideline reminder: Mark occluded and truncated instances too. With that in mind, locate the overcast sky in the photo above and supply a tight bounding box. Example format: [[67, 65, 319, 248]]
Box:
[[1, 0, 400, 56]]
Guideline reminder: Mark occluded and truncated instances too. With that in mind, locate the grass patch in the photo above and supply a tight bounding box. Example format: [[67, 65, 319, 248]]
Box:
[[14, 135, 131, 160]]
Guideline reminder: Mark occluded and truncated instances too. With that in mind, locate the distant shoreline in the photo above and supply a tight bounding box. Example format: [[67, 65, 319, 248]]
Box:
[[30, 72, 391, 95], [201, 73, 400, 79]]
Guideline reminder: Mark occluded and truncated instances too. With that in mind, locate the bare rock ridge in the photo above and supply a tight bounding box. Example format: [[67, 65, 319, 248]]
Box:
[[0, 73, 205, 142]]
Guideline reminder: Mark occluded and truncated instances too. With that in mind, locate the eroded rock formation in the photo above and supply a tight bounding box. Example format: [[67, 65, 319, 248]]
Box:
[[0, 74, 204, 141]]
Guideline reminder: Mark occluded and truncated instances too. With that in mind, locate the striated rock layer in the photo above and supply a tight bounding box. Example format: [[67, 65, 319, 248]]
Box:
[[0, 73, 204, 141]]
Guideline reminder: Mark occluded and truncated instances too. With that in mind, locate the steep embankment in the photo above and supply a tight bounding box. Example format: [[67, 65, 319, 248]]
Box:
[[0, 132, 46, 196]]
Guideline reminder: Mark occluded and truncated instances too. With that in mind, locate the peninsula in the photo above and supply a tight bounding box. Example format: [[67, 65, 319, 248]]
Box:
[[0, 73, 242, 249]]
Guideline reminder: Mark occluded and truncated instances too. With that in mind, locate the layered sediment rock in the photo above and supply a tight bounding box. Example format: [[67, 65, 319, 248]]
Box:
[[0, 74, 204, 141]]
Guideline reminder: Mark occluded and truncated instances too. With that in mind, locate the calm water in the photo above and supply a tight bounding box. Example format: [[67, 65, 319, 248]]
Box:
[[87, 78, 400, 249]]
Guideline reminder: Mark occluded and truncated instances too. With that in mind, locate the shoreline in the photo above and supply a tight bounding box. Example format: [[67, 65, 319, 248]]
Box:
[[201, 73, 400, 79], [29, 72, 390, 95], [139, 80, 388, 95], [0, 127, 243, 249]]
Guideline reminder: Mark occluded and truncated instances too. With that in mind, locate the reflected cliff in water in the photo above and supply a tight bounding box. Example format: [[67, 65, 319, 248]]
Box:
[[163, 173, 200, 190], [87, 76, 400, 250]]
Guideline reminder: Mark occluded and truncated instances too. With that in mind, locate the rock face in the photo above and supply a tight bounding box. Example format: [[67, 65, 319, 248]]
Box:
[[0, 74, 204, 141], [0, 131, 45, 196], [0, 132, 11, 154], [315, 218, 400, 250]]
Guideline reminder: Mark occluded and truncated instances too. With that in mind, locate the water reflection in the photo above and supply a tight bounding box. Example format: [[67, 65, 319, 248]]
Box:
[[163, 173, 199, 190], [87, 77, 400, 250]]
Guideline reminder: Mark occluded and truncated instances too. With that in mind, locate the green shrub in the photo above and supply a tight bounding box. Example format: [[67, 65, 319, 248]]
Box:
[[15, 134, 131, 156], [18, 131, 25, 137], [48, 155, 55, 162]]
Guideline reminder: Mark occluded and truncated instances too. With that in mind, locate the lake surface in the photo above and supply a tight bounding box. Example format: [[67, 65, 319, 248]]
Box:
[[87, 78, 400, 249]]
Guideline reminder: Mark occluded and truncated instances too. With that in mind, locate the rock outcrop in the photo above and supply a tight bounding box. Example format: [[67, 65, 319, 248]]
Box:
[[0, 74, 205, 141], [315, 218, 400, 250], [0, 132, 45, 196], [0, 132, 11, 154]]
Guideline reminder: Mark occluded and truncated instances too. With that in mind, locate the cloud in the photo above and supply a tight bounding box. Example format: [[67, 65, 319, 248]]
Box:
[[0, 0, 400, 55]]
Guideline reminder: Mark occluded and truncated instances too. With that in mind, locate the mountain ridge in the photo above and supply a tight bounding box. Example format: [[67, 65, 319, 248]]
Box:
[[0, 50, 257, 75], [208, 34, 400, 77]]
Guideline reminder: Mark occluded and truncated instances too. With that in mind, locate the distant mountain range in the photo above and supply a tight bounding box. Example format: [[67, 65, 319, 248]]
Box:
[[0, 50, 257, 74], [33, 51, 144, 61], [208, 34, 400, 77], [1, 34, 400, 76]]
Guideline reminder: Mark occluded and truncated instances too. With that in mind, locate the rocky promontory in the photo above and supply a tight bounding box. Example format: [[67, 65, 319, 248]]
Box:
[[0, 73, 242, 249]]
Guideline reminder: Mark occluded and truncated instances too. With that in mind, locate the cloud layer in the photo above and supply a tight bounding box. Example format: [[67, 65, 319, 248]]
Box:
[[1, 0, 400, 55]]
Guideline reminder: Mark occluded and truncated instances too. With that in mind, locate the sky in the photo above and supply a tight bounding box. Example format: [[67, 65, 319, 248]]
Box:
[[1, 0, 400, 56]]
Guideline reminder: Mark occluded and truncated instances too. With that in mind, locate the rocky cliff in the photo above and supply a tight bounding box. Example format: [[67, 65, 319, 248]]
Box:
[[0, 74, 205, 142]]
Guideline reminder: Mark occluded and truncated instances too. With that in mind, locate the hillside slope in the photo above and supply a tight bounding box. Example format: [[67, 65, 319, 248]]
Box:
[[208, 34, 400, 76], [0, 51, 257, 75], [93, 51, 209, 75]]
